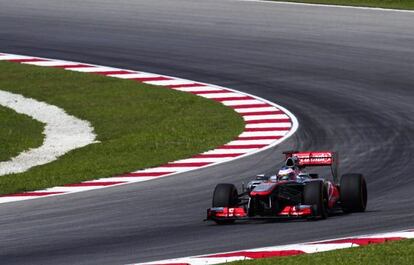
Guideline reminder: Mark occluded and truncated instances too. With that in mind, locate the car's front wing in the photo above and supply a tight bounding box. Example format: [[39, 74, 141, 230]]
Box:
[[206, 205, 314, 222]]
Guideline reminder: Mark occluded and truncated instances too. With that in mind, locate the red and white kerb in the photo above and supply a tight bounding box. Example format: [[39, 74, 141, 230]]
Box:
[[0, 53, 298, 203], [134, 229, 414, 265]]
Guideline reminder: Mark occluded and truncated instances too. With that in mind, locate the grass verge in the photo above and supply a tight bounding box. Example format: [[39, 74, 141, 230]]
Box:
[[271, 0, 414, 10], [0, 105, 44, 162], [228, 238, 414, 265], [0, 61, 244, 195]]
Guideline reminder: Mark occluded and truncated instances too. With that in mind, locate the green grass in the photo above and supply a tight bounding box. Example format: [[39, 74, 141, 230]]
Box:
[[271, 0, 414, 10], [228, 238, 414, 265], [0, 61, 244, 195], [0, 105, 44, 162]]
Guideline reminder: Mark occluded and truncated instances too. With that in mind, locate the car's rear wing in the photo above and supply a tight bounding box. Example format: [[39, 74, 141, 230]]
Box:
[[283, 151, 339, 183]]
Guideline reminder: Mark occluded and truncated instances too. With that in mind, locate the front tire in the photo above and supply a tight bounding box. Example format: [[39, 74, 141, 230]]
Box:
[[304, 181, 328, 219], [212, 183, 238, 224], [340, 173, 367, 213]]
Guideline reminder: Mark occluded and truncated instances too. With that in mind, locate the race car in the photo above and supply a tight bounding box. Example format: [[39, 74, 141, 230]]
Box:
[[206, 151, 367, 224]]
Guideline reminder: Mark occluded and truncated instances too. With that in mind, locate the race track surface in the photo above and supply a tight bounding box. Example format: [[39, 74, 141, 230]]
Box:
[[0, 0, 413, 264]]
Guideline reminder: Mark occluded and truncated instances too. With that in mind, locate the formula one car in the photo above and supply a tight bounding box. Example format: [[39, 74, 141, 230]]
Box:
[[206, 151, 367, 224]]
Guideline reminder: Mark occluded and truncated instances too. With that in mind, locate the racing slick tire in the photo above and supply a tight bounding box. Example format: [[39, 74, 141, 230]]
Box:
[[340, 173, 367, 213], [212, 183, 238, 224], [304, 181, 328, 220]]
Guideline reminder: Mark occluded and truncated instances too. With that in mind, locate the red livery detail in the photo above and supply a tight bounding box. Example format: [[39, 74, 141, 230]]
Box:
[[208, 207, 247, 218], [279, 206, 312, 216], [288, 151, 334, 166]]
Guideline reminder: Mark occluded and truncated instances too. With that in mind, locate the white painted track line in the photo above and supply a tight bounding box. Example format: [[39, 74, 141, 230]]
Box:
[[135, 229, 414, 265], [234, 107, 280, 113], [144, 79, 195, 86], [108, 73, 158, 79], [173, 86, 223, 92], [23, 60, 82, 67], [237, 0, 414, 13]]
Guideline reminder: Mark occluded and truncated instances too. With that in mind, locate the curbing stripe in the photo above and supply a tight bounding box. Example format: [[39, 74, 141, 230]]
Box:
[[122, 172, 174, 177], [241, 111, 284, 116], [192, 154, 241, 158], [134, 229, 414, 265], [0, 192, 65, 197], [241, 130, 288, 136], [24, 60, 83, 67], [161, 162, 212, 167], [8, 58, 47, 63], [63, 181, 125, 187], [0, 52, 298, 204], [53, 64, 93, 69], [174, 86, 223, 92], [204, 250, 305, 258], [237, 136, 282, 140]]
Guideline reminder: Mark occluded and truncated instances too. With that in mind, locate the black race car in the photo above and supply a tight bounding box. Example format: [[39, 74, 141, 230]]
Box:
[[206, 151, 368, 224]]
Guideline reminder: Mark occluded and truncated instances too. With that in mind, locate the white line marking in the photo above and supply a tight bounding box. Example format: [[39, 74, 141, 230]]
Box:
[[243, 114, 289, 121], [108, 73, 157, 79], [239, 131, 288, 137], [221, 99, 264, 106], [67, 66, 122, 73], [234, 107, 279, 113], [0, 196, 40, 203], [173, 157, 231, 163], [237, 0, 414, 13], [226, 139, 276, 145], [0, 90, 98, 176], [144, 79, 195, 86], [24, 60, 81, 67], [41, 186, 103, 193], [86, 177, 158, 183], [198, 92, 243, 99], [132, 167, 198, 173], [172, 86, 223, 92], [203, 148, 257, 154], [0, 55, 32, 60], [246, 122, 292, 128], [134, 229, 414, 265]]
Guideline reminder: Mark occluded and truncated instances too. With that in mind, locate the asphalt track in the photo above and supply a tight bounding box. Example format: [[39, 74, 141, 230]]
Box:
[[0, 0, 413, 264]]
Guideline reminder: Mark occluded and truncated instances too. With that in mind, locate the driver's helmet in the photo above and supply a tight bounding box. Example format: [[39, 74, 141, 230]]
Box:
[[277, 166, 296, 181]]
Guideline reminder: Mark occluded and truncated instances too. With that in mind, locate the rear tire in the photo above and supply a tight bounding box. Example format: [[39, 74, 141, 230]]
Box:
[[212, 183, 238, 224], [304, 181, 328, 219], [340, 174, 367, 213]]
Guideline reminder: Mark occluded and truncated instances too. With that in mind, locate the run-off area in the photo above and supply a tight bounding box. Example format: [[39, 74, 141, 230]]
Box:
[[0, 60, 244, 195]]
